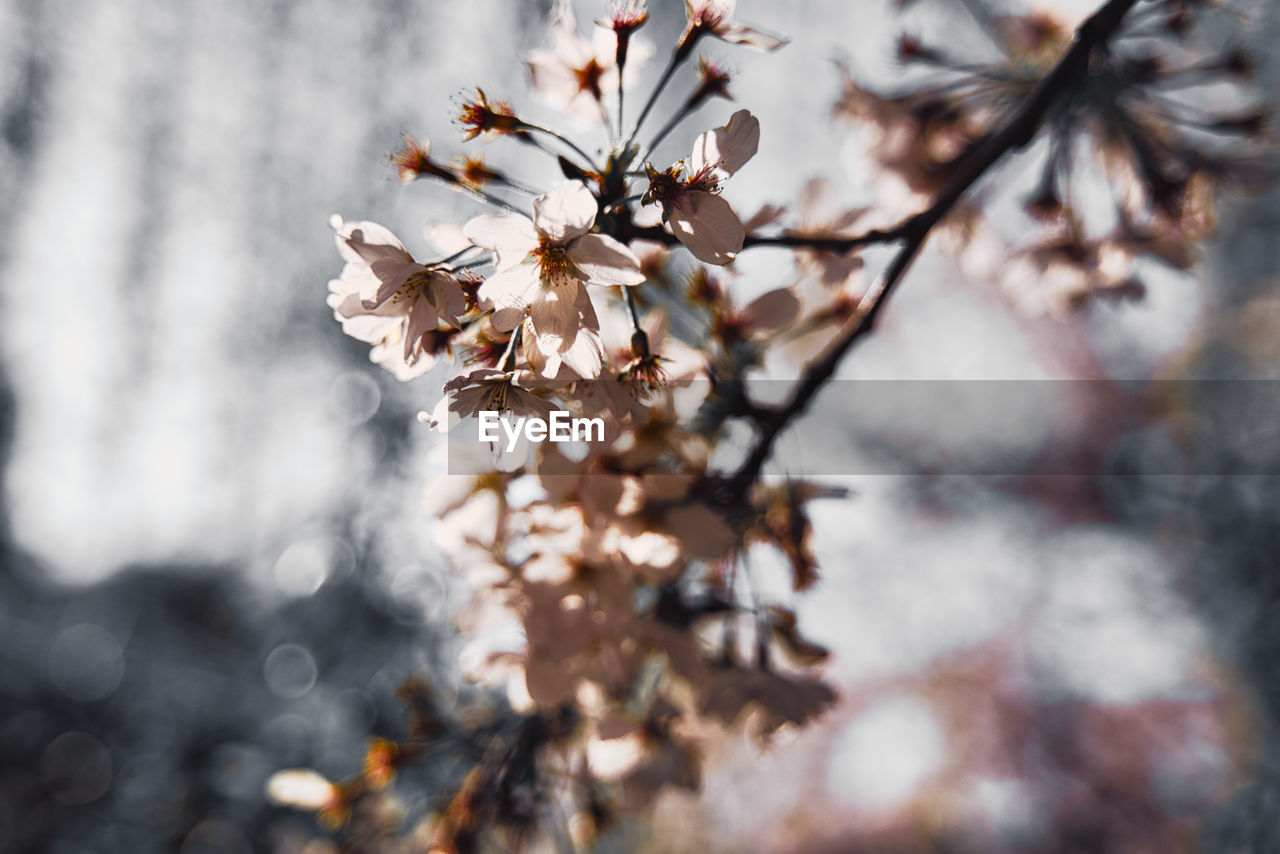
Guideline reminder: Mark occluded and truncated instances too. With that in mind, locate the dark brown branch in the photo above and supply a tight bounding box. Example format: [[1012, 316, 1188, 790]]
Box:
[[712, 0, 1143, 503], [618, 220, 911, 252], [741, 224, 911, 251]]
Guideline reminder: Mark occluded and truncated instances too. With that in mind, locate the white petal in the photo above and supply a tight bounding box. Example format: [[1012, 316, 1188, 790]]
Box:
[[337, 310, 401, 345], [665, 191, 745, 266], [532, 181, 598, 243], [528, 282, 584, 342], [568, 233, 645, 286], [691, 109, 759, 178], [715, 24, 787, 51], [491, 306, 524, 333], [426, 221, 472, 256], [428, 271, 466, 326], [334, 219, 410, 267], [558, 327, 604, 380], [478, 262, 539, 308], [403, 302, 439, 360], [463, 213, 539, 266], [363, 259, 423, 308], [740, 287, 800, 332], [266, 769, 336, 810], [423, 393, 458, 433]]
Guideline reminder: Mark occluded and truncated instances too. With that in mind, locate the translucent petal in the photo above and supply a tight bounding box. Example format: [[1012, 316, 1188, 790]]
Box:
[[532, 181, 598, 243], [665, 191, 745, 266], [569, 233, 645, 286]]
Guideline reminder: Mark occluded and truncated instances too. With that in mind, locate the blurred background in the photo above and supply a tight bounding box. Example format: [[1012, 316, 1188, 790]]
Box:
[[2, 0, 1279, 851]]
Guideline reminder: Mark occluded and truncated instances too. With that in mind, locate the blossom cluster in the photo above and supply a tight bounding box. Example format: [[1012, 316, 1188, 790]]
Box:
[[834, 0, 1271, 313], [281, 0, 1270, 850]]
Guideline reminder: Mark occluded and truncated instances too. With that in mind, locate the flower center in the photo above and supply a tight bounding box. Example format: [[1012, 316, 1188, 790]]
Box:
[[574, 60, 606, 101], [485, 378, 513, 412], [533, 244, 579, 289], [395, 269, 435, 304]]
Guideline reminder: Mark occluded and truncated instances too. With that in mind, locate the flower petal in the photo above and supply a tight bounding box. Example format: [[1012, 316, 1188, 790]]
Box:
[[363, 259, 424, 308], [479, 262, 539, 308], [714, 24, 787, 51], [463, 213, 539, 268], [740, 287, 800, 332], [425, 221, 472, 256], [528, 281, 586, 342], [428, 271, 467, 326], [532, 181, 598, 243], [691, 109, 759, 178], [403, 301, 439, 361], [665, 191, 745, 266], [568, 233, 645, 286], [333, 219, 411, 267], [491, 306, 525, 333]]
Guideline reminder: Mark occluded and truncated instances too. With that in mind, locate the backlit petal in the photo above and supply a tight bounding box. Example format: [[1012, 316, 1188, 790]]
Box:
[[714, 24, 786, 51], [478, 262, 540, 308], [665, 191, 745, 266], [463, 213, 539, 266], [691, 109, 759, 178], [532, 181, 598, 243], [568, 233, 645, 286]]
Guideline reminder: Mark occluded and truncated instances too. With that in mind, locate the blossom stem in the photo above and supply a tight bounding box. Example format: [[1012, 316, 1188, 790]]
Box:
[[437, 246, 480, 268], [617, 65, 626, 143], [641, 100, 697, 162], [719, 557, 739, 665], [498, 324, 522, 371], [712, 0, 1144, 503], [523, 124, 598, 172], [491, 175, 542, 197], [462, 184, 516, 211], [453, 255, 494, 272], [623, 283, 643, 333], [626, 35, 700, 149]]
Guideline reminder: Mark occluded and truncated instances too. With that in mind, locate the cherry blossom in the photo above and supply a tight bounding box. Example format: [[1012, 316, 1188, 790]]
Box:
[[463, 181, 644, 379], [528, 0, 653, 127], [643, 108, 760, 265], [305, 1, 1274, 850], [327, 216, 465, 379], [679, 0, 786, 53]]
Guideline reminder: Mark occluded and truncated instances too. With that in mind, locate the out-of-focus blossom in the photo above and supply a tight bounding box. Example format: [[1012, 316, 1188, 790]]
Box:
[[389, 134, 455, 184], [687, 55, 734, 109], [787, 177, 868, 289], [750, 480, 849, 591], [452, 153, 507, 192], [600, 307, 705, 411], [712, 285, 801, 344], [838, 6, 1271, 308], [679, 0, 787, 53], [528, 0, 653, 127], [456, 88, 528, 141], [266, 768, 355, 829], [643, 109, 760, 265], [697, 664, 837, 739], [599, 0, 649, 68], [464, 181, 644, 379]]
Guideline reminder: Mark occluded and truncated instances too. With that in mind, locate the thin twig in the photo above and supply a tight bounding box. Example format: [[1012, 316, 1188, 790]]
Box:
[[627, 37, 700, 148], [741, 224, 913, 251], [713, 0, 1143, 501], [524, 124, 598, 171]]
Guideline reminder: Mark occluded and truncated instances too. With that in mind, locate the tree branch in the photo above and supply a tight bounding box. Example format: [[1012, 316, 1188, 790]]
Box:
[[712, 0, 1143, 503], [742, 224, 912, 251]]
